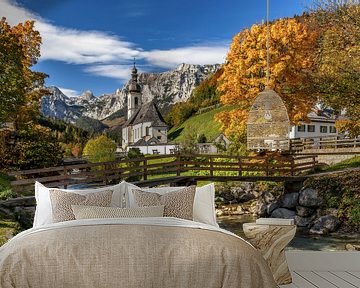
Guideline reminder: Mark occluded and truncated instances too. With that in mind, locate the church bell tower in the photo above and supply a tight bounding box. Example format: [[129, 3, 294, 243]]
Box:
[[127, 60, 142, 119]]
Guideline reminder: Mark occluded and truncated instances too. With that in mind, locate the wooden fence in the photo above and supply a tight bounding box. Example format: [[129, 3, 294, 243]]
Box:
[[290, 137, 360, 152], [8, 154, 317, 193]]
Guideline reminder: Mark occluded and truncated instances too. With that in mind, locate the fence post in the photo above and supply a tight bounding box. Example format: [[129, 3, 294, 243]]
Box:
[[290, 157, 295, 176], [209, 156, 213, 177], [265, 155, 269, 176], [238, 157, 242, 177], [176, 154, 181, 176], [143, 158, 148, 181], [63, 166, 68, 189]]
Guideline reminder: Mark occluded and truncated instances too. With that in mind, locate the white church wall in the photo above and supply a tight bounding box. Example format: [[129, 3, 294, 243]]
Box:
[[152, 126, 168, 143], [128, 144, 178, 155], [289, 121, 338, 139]]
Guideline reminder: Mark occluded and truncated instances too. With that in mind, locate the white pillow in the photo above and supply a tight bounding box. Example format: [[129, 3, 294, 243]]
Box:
[[33, 181, 126, 227], [72, 205, 164, 220], [124, 181, 218, 227]]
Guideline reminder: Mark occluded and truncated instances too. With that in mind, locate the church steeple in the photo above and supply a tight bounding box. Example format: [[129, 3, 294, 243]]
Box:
[[127, 58, 142, 119], [129, 58, 141, 93]]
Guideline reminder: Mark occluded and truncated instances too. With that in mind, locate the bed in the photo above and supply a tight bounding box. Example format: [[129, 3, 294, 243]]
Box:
[[0, 182, 276, 288]]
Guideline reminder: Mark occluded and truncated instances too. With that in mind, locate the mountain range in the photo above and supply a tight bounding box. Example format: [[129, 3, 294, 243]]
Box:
[[40, 64, 220, 130]]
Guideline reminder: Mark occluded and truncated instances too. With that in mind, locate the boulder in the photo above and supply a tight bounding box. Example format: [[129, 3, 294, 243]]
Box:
[[284, 181, 303, 193], [296, 206, 315, 217], [256, 201, 267, 217], [14, 206, 35, 229], [271, 208, 296, 219], [281, 192, 299, 208], [238, 193, 256, 203], [309, 215, 340, 235], [262, 191, 275, 204], [295, 215, 316, 228], [242, 182, 254, 193], [267, 201, 281, 215], [0, 196, 36, 208], [299, 188, 323, 207], [345, 244, 360, 251]]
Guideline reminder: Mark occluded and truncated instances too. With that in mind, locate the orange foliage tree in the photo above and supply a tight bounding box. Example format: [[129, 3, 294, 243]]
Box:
[[216, 18, 319, 138], [0, 17, 48, 127]]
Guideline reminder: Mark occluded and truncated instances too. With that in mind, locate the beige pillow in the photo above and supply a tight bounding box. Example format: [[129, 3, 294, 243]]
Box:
[[71, 205, 164, 219], [133, 186, 196, 220], [49, 189, 113, 222]]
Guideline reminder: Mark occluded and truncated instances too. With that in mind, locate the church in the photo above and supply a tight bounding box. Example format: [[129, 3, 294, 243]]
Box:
[[121, 64, 170, 153]]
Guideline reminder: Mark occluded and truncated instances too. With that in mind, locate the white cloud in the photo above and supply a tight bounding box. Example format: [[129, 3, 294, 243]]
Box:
[[1, 0, 140, 65], [36, 22, 140, 64], [1, 0, 228, 82], [142, 45, 228, 69], [84, 65, 135, 81], [58, 87, 81, 98]]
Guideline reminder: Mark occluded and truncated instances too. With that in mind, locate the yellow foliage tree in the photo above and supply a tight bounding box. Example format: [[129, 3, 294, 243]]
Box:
[[216, 18, 319, 138], [311, 2, 360, 134], [0, 18, 48, 127], [83, 135, 116, 163]]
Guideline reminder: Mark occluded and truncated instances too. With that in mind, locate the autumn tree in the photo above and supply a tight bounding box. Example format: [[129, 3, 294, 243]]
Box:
[[311, 1, 360, 134], [165, 102, 196, 128], [83, 135, 116, 163], [189, 68, 223, 109], [216, 18, 319, 138], [0, 17, 48, 127]]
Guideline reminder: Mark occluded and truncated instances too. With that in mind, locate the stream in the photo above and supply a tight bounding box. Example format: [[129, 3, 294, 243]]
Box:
[[217, 215, 360, 251]]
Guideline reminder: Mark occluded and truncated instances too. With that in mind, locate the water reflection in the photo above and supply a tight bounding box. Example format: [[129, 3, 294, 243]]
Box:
[[217, 215, 360, 251]]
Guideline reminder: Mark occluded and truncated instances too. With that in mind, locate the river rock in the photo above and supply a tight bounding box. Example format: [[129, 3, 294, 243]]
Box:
[[238, 193, 256, 203], [295, 215, 316, 227], [0, 196, 36, 208], [14, 206, 35, 229], [267, 201, 281, 215], [309, 215, 340, 235], [281, 192, 299, 208], [256, 201, 267, 217], [242, 182, 254, 192], [271, 208, 296, 219], [284, 181, 303, 193], [299, 188, 323, 207], [296, 206, 315, 217], [345, 244, 360, 251], [262, 191, 275, 204]]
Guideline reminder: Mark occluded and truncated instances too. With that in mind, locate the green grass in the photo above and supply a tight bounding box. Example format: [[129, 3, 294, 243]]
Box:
[[0, 172, 15, 200], [322, 156, 360, 172], [0, 221, 21, 246], [168, 105, 238, 142]]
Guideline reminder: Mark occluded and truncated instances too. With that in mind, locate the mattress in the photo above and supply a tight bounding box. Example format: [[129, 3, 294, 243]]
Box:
[[0, 217, 276, 288]]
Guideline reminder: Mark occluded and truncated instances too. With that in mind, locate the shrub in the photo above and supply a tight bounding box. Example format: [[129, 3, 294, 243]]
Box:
[[126, 148, 144, 181], [304, 170, 360, 230], [0, 125, 63, 170], [83, 135, 116, 163]]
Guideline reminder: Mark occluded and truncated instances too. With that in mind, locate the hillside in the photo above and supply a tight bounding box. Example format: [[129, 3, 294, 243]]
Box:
[[168, 105, 238, 142]]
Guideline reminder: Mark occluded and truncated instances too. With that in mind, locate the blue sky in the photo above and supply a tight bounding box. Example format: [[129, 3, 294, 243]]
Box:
[[1, 0, 311, 96]]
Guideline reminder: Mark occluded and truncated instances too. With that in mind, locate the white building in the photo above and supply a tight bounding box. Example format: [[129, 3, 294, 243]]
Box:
[[289, 110, 338, 140], [122, 64, 171, 153]]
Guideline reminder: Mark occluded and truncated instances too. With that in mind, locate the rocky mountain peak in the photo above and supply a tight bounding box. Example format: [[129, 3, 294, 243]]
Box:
[[79, 90, 94, 100], [41, 63, 221, 124]]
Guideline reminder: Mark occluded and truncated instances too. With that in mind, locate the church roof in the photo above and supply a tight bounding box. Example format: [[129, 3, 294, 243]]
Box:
[[123, 101, 168, 128]]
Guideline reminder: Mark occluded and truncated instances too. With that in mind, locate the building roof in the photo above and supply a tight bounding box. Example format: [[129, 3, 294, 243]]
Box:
[[123, 100, 168, 128], [131, 137, 161, 146], [307, 109, 337, 123]]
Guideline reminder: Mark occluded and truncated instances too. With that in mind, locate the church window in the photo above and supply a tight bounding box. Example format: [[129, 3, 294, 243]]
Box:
[[157, 136, 161, 140], [135, 97, 139, 108], [146, 127, 150, 136]]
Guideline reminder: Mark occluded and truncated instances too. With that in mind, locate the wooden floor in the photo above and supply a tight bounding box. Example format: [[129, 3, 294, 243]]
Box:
[[280, 251, 360, 288]]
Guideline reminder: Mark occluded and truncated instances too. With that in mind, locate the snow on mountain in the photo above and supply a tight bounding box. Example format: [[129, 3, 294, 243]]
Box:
[[41, 63, 220, 122]]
